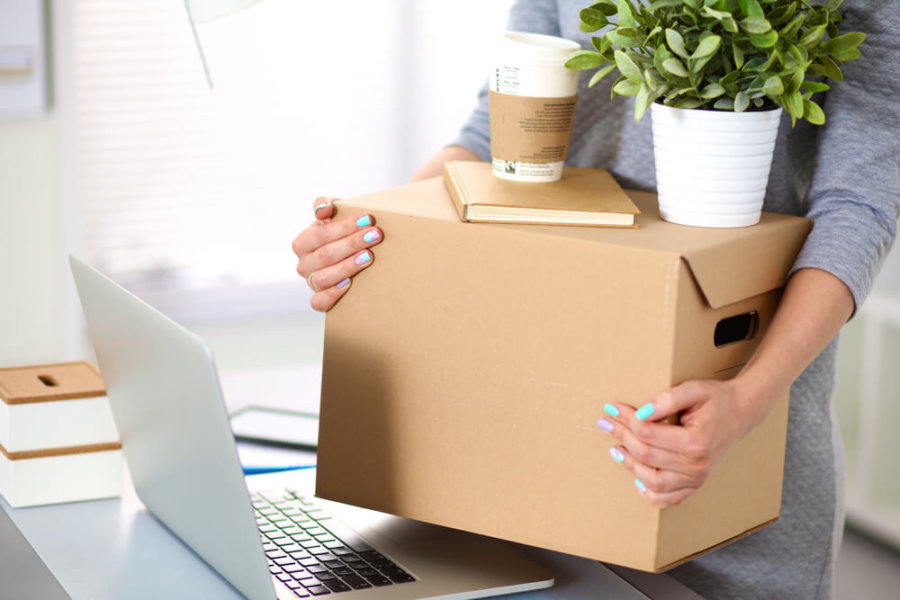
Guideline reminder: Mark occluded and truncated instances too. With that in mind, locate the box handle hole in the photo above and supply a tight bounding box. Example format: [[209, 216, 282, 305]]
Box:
[[715, 312, 758, 348], [37, 374, 59, 387]]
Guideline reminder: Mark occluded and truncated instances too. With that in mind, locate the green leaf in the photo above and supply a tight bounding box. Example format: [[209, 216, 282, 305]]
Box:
[[662, 57, 691, 78], [750, 29, 779, 49], [798, 24, 827, 49], [702, 6, 732, 21], [734, 91, 750, 112], [739, 0, 764, 18], [722, 15, 739, 34], [804, 99, 826, 125], [786, 69, 804, 93], [691, 54, 715, 74], [719, 70, 740, 86], [665, 28, 688, 58], [783, 42, 807, 70], [617, 0, 637, 30], [580, 8, 609, 32], [820, 32, 866, 54], [649, 0, 683, 9], [606, 30, 641, 48], [614, 50, 643, 83], [773, 1, 798, 27], [779, 15, 804, 38], [691, 35, 722, 60], [700, 83, 726, 99], [634, 83, 652, 121], [744, 56, 768, 71], [592, 35, 612, 55], [783, 89, 804, 119], [668, 86, 696, 99], [733, 44, 745, 68], [592, 0, 619, 17], [588, 63, 618, 87], [763, 75, 784, 96], [740, 17, 772, 34], [833, 48, 862, 62], [565, 50, 607, 70], [613, 78, 642, 96], [714, 97, 735, 110], [809, 56, 844, 81], [645, 69, 667, 91], [654, 43, 674, 73], [646, 25, 663, 43], [800, 80, 830, 93], [669, 97, 703, 109]]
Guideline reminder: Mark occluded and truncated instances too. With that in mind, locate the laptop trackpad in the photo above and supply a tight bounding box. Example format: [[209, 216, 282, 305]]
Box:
[[332, 506, 448, 546]]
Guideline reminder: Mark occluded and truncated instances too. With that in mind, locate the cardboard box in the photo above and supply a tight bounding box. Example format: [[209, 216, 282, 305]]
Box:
[[0, 362, 122, 507], [317, 177, 811, 572]]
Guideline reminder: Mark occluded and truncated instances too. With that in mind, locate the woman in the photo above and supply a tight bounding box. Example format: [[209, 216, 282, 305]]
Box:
[[291, 1, 900, 597]]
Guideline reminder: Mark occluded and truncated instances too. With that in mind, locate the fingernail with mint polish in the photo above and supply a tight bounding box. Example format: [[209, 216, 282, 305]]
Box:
[[355, 251, 372, 265], [597, 418, 614, 433], [363, 229, 380, 243], [356, 215, 372, 228], [314, 202, 329, 215], [635, 479, 647, 494], [635, 403, 655, 421], [609, 447, 625, 463], [603, 403, 619, 418], [337, 278, 351, 289]]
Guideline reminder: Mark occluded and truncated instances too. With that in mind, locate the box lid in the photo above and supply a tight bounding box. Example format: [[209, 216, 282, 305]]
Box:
[[0, 362, 106, 405], [342, 178, 811, 310], [678, 214, 811, 309]]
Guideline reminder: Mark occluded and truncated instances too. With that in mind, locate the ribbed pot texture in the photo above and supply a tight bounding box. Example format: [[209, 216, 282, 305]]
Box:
[[650, 102, 783, 228]]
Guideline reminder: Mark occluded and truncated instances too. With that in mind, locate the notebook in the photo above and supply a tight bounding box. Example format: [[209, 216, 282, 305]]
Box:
[[442, 161, 640, 227], [69, 256, 554, 600]]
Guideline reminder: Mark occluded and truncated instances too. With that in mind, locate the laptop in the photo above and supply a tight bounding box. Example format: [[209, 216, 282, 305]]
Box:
[[70, 256, 554, 600]]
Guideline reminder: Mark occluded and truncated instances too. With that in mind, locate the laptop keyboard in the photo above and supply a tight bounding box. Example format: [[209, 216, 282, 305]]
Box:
[[252, 488, 416, 597]]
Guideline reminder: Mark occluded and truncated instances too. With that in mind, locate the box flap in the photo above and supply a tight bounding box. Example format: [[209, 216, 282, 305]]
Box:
[[344, 177, 811, 309], [680, 215, 811, 309], [0, 362, 106, 405]]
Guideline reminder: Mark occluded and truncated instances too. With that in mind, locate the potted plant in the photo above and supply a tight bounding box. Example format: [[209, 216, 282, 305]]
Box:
[[565, 0, 865, 227]]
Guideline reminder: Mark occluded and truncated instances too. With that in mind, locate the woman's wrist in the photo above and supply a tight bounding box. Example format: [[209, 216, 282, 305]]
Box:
[[728, 365, 789, 436]]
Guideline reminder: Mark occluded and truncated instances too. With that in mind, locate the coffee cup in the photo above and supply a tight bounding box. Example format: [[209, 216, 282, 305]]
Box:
[[489, 32, 581, 182]]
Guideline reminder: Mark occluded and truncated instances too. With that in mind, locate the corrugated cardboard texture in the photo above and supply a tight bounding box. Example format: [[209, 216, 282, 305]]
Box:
[[0, 362, 106, 405], [318, 177, 810, 571]]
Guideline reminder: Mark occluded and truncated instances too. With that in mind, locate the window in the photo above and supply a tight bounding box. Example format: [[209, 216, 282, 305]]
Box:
[[72, 0, 512, 320]]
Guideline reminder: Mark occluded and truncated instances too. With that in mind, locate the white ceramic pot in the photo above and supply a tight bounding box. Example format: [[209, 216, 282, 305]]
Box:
[[650, 102, 783, 228]]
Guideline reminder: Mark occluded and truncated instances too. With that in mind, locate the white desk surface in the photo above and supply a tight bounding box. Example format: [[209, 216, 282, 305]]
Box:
[[0, 365, 702, 600]]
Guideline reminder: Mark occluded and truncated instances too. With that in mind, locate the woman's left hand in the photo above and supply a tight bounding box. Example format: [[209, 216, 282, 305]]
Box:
[[598, 378, 759, 508]]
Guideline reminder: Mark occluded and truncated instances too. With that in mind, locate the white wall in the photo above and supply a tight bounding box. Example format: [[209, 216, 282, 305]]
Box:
[[0, 1, 77, 367], [0, 117, 66, 365]]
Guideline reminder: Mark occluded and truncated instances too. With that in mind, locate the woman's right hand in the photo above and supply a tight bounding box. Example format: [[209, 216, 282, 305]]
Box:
[[292, 197, 383, 312]]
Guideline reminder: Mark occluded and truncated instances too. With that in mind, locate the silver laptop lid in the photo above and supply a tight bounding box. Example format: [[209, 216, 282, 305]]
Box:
[[70, 256, 276, 600]]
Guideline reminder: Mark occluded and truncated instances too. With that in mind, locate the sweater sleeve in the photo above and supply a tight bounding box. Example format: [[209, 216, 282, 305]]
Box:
[[789, 1, 900, 310], [451, 0, 562, 161]]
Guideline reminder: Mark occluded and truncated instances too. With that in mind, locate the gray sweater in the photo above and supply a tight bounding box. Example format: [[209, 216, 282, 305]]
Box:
[[454, 1, 900, 598]]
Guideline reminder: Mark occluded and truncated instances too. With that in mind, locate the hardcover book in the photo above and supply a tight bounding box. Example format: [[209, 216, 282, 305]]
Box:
[[442, 160, 640, 227]]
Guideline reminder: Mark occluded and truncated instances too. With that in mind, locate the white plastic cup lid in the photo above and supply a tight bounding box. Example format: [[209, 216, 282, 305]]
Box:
[[497, 31, 582, 67]]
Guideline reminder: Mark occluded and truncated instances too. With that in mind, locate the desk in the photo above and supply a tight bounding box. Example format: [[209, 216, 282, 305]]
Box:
[[0, 366, 702, 600]]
